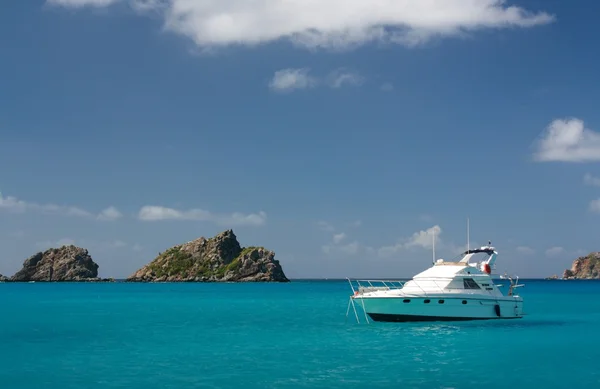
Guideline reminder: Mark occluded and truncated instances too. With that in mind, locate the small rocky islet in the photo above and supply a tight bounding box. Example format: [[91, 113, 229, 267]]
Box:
[[560, 252, 600, 280], [2, 229, 289, 283], [10, 245, 107, 282], [127, 229, 289, 282], [545, 252, 600, 280]]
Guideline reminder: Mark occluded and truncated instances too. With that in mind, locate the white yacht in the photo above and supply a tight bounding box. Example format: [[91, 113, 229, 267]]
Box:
[[347, 243, 524, 323]]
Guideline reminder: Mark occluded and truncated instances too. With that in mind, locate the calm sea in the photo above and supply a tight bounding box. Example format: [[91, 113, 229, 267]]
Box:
[[1, 279, 599, 388]]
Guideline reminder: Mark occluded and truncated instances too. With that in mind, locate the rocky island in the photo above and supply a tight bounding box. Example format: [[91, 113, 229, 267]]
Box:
[[127, 229, 289, 282], [10, 245, 107, 282], [562, 252, 600, 279], [0, 274, 8, 282]]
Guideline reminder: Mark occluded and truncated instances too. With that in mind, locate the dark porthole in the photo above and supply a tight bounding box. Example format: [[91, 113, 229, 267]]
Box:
[[424, 299, 431, 304], [438, 300, 445, 304], [462, 300, 467, 304], [403, 299, 410, 303]]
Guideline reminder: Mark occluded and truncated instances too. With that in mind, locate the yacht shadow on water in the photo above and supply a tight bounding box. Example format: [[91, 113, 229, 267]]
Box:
[[463, 318, 570, 328], [377, 318, 572, 330]]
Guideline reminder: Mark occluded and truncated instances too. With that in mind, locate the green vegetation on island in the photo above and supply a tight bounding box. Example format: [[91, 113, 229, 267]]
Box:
[[127, 229, 289, 282], [0, 230, 288, 283]]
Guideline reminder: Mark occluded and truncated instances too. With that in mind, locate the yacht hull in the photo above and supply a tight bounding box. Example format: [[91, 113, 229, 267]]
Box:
[[353, 296, 523, 322]]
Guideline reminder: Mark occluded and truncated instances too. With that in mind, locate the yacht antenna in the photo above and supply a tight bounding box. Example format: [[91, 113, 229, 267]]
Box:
[[432, 228, 436, 265], [467, 217, 470, 252]]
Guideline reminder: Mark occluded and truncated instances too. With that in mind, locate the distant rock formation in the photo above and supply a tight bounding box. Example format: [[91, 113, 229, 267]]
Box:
[[562, 252, 600, 279], [127, 229, 289, 282], [11, 245, 104, 282], [0, 274, 8, 282]]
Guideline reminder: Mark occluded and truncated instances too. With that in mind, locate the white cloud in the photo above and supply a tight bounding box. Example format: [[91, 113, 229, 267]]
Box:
[[378, 225, 441, 257], [321, 223, 473, 261], [516, 246, 535, 255], [97, 206, 123, 221], [405, 225, 441, 250], [326, 69, 364, 88], [589, 199, 600, 213], [377, 243, 403, 258], [0, 192, 120, 221], [1, 194, 40, 213], [47, 0, 554, 51], [584, 173, 600, 187], [317, 221, 335, 232], [333, 233, 346, 244], [48, 0, 118, 6], [545, 246, 565, 257], [0, 194, 86, 216], [322, 241, 360, 256], [339, 242, 359, 255], [269, 68, 364, 92], [269, 68, 317, 92], [533, 118, 600, 162], [380, 82, 394, 92], [319, 221, 364, 256], [138, 205, 266, 226], [130, 0, 165, 12]]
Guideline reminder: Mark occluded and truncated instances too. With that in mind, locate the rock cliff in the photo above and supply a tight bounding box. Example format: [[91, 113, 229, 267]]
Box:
[[127, 229, 289, 282], [0, 274, 8, 282], [11, 245, 102, 282], [562, 252, 600, 279]]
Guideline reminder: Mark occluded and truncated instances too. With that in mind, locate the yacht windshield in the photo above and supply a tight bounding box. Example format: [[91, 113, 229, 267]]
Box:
[[463, 278, 481, 289]]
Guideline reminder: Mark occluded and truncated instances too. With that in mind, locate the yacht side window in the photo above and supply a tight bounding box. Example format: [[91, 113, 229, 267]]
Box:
[[463, 278, 481, 289]]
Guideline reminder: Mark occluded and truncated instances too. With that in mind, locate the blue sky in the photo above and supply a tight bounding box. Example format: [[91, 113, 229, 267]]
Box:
[[2, 0, 600, 279]]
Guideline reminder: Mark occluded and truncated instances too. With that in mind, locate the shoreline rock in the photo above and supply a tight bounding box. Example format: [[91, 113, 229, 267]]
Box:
[[10, 245, 107, 282], [0, 274, 8, 282], [127, 229, 289, 283], [562, 252, 600, 280]]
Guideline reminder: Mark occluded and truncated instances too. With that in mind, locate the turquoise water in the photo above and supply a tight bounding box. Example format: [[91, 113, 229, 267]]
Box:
[[2, 280, 599, 388]]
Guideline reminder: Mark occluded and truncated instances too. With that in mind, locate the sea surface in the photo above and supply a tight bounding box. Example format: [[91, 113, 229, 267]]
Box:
[[1, 279, 599, 388]]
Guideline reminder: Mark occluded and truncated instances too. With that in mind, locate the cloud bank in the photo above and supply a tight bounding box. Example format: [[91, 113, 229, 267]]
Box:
[[589, 199, 600, 214], [584, 173, 600, 187], [269, 68, 317, 92], [0, 193, 264, 226], [269, 68, 363, 92], [533, 118, 600, 162], [97, 206, 124, 221], [378, 225, 442, 257], [319, 222, 453, 259], [49, 0, 119, 6], [138, 205, 267, 226], [0, 193, 121, 221], [47, 0, 554, 51]]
